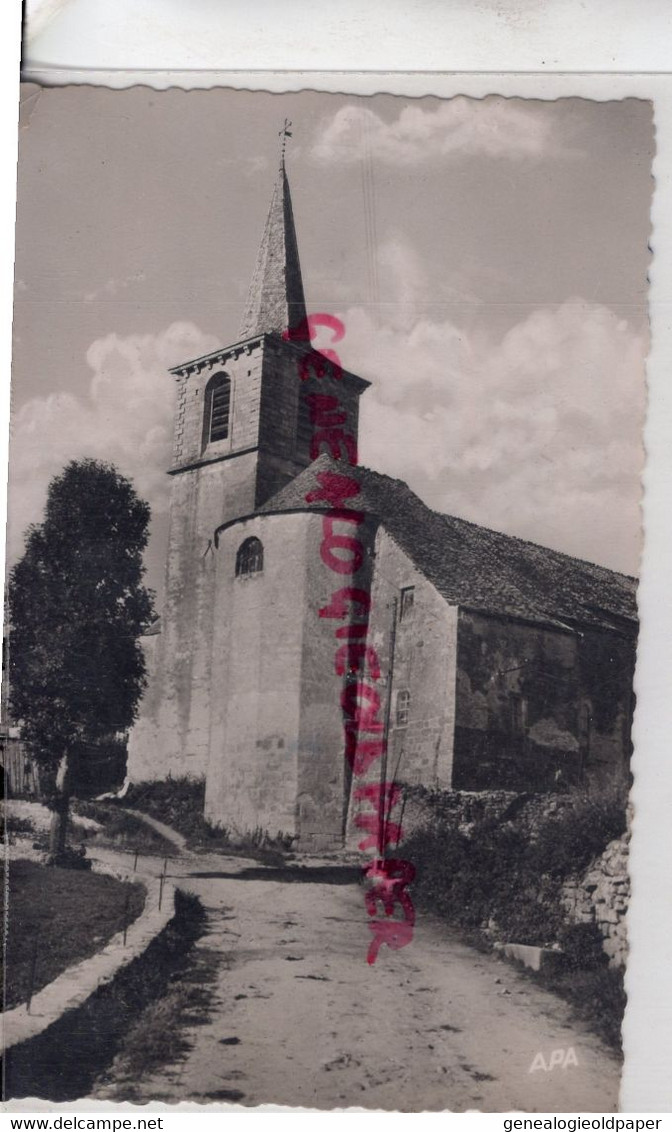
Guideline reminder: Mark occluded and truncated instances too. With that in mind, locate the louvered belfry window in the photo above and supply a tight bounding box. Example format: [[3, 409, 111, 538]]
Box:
[[206, 372, 231, 444]]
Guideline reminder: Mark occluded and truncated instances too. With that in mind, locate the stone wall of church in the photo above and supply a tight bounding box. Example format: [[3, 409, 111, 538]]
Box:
[[452, 611, 634, 791], [127, 450, 261, 783], [128, 335, 338, 786], [127, 294, 371, 789], [205, 508, 377, 851], [296, 512, 378, 851], [205, 512, 311, 838], [345, 529, 459, 851], [171, 342, 265, 471], [127, 342, 268, 784], [256, 336, 364, 507]]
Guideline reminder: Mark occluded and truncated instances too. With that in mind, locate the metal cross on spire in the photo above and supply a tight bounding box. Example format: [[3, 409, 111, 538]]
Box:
[[279, 119, 293, 162], [238, 120, 306, 339]]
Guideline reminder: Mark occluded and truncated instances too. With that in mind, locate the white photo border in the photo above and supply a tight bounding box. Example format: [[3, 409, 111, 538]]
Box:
[[4, 15, 672, 1115]]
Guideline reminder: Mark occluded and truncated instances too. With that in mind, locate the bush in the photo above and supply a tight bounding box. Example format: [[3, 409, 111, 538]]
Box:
[[120, 776, 215, 843], [400, 781, 629, 1049], [3, 814, 36, 837], [404, 814, 564, 946], [74, 800, 174, 854], [531, 781, 628, 878], [402, 781, 628, 948], [558, 921, 609, 972], [47, 843, 92, 870], [119, 776, 293, 860], [531, 964, 626, 1050]]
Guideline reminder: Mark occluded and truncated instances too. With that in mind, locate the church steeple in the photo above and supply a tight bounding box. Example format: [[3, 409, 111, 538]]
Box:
[[238, 145, 308, 340]]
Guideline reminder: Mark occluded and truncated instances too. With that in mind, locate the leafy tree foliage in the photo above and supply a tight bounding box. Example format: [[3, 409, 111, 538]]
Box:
[[8, 460, 154, 849]]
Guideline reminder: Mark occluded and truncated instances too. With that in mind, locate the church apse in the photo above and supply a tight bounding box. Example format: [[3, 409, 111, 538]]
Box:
[[205, 508, 368, 849], [204, 512, 309, 837]]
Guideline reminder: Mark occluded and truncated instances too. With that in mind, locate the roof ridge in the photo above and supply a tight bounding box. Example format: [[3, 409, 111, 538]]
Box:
[[262, 456, 637, 583], [353, 462, 637, 584], [255, 456, 636, 628]]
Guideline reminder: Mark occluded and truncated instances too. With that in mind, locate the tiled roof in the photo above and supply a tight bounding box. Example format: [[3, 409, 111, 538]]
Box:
[[258, 454, 637, 634]]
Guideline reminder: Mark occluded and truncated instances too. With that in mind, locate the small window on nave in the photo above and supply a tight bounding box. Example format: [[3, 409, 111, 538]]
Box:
[[396, 689, 411, 727], [399, 586, 415, 622], [236, 536, 264, 578], [203, 372, 231, 447]]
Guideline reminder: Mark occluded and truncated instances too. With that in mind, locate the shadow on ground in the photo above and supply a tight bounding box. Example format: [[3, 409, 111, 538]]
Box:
[[186, 864, 362, 886], [4, 891, 211, 1102]]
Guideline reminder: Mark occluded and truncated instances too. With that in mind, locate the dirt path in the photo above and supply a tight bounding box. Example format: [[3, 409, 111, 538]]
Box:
[[96, 853, 621, 1112]]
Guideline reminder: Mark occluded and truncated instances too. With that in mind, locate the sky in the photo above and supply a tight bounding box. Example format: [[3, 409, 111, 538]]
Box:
[[7, 86, 653, 597]]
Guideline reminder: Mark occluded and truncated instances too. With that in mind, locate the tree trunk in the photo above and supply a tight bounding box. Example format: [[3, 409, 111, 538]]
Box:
[[48, 754, 70, 862]]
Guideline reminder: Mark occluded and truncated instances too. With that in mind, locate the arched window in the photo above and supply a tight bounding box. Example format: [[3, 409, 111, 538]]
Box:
[[203, 372, 231, 447], [236, 536, 264, 577]]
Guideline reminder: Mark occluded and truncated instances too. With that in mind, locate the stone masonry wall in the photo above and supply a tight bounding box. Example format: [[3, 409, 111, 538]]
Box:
[[129, 332, 367, 787], [401, 789, 629, 967], [453, 611, 634, 793], [204, 511, 308, 839], [399, 788, 574, 841], [344, 529, 459, 852], [561, 833, 629, 969], [127, 342, 267, 782]]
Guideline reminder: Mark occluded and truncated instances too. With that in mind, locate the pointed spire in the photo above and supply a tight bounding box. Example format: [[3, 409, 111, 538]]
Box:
[[238, 137, 307, 340]]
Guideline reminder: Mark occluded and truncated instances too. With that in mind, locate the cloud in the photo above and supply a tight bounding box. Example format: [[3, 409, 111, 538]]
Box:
[[340, 299, 646, 575], [6, 301, 646, 592], [83, 272, 146, 302], [7, 322, 219, 568], [312, 98, 568, 166]]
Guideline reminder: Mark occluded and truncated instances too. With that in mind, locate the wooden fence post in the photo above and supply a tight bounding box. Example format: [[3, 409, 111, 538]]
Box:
[[122, 890, 131, 946], [26, 939, 38, 1014]]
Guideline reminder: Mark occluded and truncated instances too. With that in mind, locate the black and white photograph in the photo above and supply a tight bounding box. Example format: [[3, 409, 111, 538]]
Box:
[[1, 84, 652, 1111]]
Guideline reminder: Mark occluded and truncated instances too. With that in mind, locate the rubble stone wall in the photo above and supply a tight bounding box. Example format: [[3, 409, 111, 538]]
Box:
[[561, 834, 629, 969], [401, 789, 629, 967]]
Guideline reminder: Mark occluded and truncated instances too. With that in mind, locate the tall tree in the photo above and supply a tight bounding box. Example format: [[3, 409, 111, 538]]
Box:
[[8, 459, 154, 863]]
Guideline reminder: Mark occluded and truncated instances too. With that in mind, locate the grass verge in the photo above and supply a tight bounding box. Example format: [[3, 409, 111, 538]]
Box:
[[3, 860, 145, 1011], [4, 889, 208, 1102], [526, 962, 626, 1051], [117, 776, 293, 863], [72, 800, 176, 855]]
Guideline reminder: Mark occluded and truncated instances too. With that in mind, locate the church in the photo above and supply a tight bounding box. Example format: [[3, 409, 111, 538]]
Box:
[[127, 154, 638, 852]]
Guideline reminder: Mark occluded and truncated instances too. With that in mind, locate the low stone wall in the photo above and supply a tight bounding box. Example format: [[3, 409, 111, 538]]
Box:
[[401, 787, 575, 840], [561, 834, 629, 969], [401, 787, 629, 967], [3, 857, 176, 1052]]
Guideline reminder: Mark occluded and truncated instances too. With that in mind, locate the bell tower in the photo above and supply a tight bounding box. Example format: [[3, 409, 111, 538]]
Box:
[[167, 150, 314, 516], [127, 145, 369, 781]]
